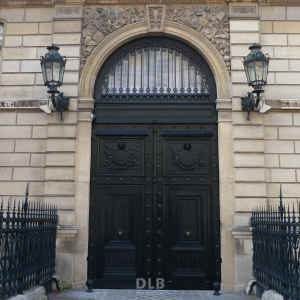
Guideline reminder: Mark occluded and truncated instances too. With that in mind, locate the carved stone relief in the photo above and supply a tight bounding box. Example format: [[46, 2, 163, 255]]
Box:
[[232, 6, 256, 14], [80, 5, 230, 74], [54, 6, 83, 18], [166, 6, 230, 72], [81, 7, 145, 73], [229, 4, 258, 18], [146, 5, 166, 31]]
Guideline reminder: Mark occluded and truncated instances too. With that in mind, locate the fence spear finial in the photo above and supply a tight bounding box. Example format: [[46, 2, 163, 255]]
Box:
[[23, 182, 29, 212], [25, 183, 29, 202], [279, 184, 284, 214]]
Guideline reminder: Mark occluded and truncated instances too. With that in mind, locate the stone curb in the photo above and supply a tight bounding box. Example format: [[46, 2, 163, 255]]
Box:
[[8, 286, 48, 300], [261, 290, 283, 300]]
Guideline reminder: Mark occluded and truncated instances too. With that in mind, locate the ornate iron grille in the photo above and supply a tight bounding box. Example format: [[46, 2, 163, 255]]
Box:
[[251, 189, 300, 300], [0, 186, 58, 298], [94, 38, 215, 104]]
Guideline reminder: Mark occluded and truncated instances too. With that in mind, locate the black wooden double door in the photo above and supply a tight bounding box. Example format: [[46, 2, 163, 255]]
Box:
[[89, 121, 220, 289]]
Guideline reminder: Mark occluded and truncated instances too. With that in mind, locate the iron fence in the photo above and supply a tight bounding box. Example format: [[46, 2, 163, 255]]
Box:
[[0, 185, 58, 298], [251, 188, 300, 300]]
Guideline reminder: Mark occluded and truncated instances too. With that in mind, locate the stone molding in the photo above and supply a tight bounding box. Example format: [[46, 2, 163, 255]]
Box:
[[232, 226, 252, 239], [78, 97, 94, 111], [216, 98, 232, 111], [0, 100, 47, 109], [57, 225, 78, 237], [3, 0, 300, 5], [265, 99, 300, 111], [0, 0, 227, 7]]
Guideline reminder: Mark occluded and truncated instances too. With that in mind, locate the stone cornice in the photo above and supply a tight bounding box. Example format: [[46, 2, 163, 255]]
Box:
[[0, 0, 227, 6], [2, 0, 300, 6]]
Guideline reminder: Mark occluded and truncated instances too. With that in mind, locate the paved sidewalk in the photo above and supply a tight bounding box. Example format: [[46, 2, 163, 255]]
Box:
[[49, 289, 259, 300]]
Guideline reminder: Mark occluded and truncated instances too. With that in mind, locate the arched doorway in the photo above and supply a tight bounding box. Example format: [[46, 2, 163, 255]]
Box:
[[88, 37, 220, 289]]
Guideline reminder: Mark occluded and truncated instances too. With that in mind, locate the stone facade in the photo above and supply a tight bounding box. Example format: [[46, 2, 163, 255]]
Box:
[[0, 0, 300, 293]]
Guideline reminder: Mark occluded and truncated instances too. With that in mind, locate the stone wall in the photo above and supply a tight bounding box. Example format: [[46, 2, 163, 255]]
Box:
[[230, 3, 300, 292], [0, 6, 84, 289], [0, 0, 300, 294]]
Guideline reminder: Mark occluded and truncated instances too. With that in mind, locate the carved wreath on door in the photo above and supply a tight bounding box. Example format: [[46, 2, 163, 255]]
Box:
[[169, 143, 206, 171], [104, 142, 139, 170]]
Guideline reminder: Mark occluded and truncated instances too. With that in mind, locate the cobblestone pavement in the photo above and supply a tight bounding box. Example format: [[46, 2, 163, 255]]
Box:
[[49, 289, 259, 300]]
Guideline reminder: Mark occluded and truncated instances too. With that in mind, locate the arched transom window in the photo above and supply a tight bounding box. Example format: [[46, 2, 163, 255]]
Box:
[[95, 38, 216, 103]]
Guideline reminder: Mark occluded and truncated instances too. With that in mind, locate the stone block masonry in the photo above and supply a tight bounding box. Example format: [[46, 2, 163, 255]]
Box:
[[1, 0, 300, 295], [0, 4, 82, 290]]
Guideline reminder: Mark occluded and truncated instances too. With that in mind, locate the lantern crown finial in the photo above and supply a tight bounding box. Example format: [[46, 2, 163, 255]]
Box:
[[248, 43, 262, 50]]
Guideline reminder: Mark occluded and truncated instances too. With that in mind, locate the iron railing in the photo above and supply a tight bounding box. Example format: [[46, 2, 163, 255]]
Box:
[[251, 188, 300, 300], [0, 185, 58, 298]]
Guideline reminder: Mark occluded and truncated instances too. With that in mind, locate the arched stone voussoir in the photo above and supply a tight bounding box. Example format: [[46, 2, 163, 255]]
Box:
[[79, 21, 230, 100]]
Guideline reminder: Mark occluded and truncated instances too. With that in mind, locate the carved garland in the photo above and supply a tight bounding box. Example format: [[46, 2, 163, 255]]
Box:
[[81, 7, 146, 73], [166, 6, 230, 72], [80, 6, 230, 74]]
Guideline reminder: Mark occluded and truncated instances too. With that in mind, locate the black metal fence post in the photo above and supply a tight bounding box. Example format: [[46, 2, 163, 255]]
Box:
[[0, 184, 58, 298], [251, 187, 300, 300]]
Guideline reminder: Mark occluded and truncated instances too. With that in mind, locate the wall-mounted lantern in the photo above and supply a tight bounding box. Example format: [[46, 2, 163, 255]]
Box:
[[40, 44, 69, 120], [241, 43, 270, 120]]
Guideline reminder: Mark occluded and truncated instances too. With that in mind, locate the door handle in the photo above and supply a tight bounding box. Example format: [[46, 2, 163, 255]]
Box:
[[117, 229, 124, 236], [185, 230, 192, 237]]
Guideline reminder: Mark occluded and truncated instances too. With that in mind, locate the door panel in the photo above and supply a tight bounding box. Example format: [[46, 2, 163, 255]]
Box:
[[156, 123, 220, 288], [89, 124, 153, 286], [164, 137, 212, 175], [166, 186, 209, 282], [100, 185, 144, 280], [98, 138, 145, 175], [89, 121, 220, 289]]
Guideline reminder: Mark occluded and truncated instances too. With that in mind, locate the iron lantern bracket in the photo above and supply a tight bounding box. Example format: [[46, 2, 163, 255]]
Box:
[[241, 92, 255, 121], [241, 89, 265, 120], [49, 92, 69, 121]]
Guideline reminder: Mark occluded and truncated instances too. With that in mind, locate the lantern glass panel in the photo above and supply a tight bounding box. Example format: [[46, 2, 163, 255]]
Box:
[[247, 61, 255, 84], [41, 63, 47, 85], [53, 61, 61, 82], [263, 61, 269, 83], [45, 61, 53, 84], [60, 64, 65, 83], [255, 60, 264, 83]]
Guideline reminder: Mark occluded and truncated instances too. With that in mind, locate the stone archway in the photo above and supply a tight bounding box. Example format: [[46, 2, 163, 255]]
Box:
[[75, 18, 234, 291], [79, 21, 230, 100]]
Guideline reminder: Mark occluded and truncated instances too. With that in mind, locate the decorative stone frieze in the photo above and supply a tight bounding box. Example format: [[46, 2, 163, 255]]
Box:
[[146, 5, 166, 31], [229, 4, 258, 18], [232, 7, 256, 14], [54, 5, 83, 19], [166, 6, 230, 71], [3, 0, 300, 5], [0, 100, 47, 109], [80, 6, 145, 73], [80, 5, 230, 74]]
